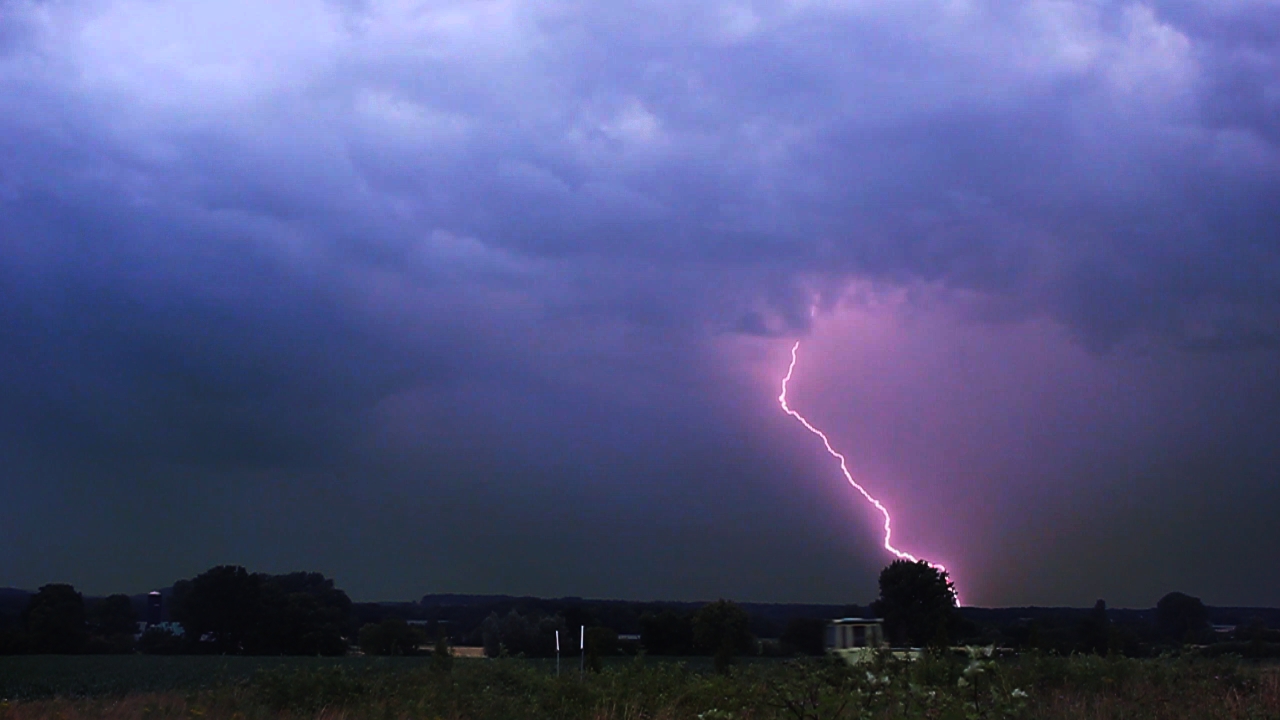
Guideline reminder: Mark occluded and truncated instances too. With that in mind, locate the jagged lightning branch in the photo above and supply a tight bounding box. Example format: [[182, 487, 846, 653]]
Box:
[[778, 341, 944, 571]]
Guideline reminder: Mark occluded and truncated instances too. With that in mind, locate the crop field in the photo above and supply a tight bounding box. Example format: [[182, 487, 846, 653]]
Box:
[[1, 652, 1278, 720], [0, 656, 441, 701]]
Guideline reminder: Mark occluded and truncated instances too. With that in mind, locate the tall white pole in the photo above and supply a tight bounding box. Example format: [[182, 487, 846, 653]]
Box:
[[579, 625, 585, 679], [555, 630, 560, 677]]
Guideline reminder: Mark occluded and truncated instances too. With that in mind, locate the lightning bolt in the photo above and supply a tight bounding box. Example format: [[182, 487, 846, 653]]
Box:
[[778, 341, 944, 572]]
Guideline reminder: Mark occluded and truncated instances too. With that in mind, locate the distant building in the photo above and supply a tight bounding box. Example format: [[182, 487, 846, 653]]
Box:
[[826, 617, 885, 652], [146, 591, 163, 627], [826, 617, 921, 665]]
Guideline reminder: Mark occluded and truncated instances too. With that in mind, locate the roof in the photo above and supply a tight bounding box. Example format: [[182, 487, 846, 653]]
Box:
[[830, 617, 884, 624]]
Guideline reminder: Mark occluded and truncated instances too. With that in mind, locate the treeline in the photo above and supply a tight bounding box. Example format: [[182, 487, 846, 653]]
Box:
[[963, 595, 1280, 658], [0, 567, 354, 656], [375, 599, 839, 659], [867, 563, 1280, 659], [462, 601, 819, 667], [0, 567, 823, 664], [0, 584, 138, 655], [2, 562, 1278, 659], [397, 594, 860, 647]]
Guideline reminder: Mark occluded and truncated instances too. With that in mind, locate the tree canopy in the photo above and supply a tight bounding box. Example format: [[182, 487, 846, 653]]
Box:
[[1156, 592, 1210, 644], [692, 599, 754, 672], [171, 566, 351, 655], [90, 594, 138, 637], [23, 584, 88, 654], [359, 617, 424, 656], [871, 559, 958, 648], [640, 610, 694, 655]]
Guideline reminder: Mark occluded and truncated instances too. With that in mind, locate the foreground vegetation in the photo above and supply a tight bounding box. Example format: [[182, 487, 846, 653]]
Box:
[[2, 651, 1278, 720]]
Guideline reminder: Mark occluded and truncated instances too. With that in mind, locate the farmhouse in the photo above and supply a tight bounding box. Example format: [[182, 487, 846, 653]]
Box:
[[824, 617, 922, 665], [826, 617, 885, 652]]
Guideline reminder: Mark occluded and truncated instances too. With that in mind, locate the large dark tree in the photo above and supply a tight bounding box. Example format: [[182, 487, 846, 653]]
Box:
[[90, 594, 138, 637], [173, 566, 352, 655], [1156, 592, 1210, 644], [692, 600, 754, 672], [584, 626, 618, 672], [780, 617, 827, 656], [478, 609, 563, 658], [23, 584, 88, 654], [871, 560, 958, 647], [360, 617, 423, 656], [1078, 599, 1110, 655], [85, 593, 139, 654], [172, 566, 262, 653], [640, 610, 694, 655], [248, 572, 351, 655]]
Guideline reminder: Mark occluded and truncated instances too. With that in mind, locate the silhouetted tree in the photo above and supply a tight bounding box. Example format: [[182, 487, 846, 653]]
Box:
[[172, 567, 352, 655], [584, 626, 618, 672], [90, 594, 138, 636], [477, 609, 563, 658], [359, 617, 422, 656], [172, 566, 261, 653], [247, 572, 351, 655], [480, 612, 502, 657], [692, 600, 754, 672], [1157, 592, 1209, 644], [431, 632, 453, 674], [23, 584, 88, 654], [641, 610, 694, 655], [1079, 599, 1110, 655], [85, 594, 138, 654], [780, 617, 827, 656], [1235, 617, 1279, 643], [871, 560, 958, 647]]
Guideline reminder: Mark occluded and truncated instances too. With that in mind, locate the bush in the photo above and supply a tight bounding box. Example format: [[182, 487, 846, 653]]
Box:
[[431, 633, 453, 674]]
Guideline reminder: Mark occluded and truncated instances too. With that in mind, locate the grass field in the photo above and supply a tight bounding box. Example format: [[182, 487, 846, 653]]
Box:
[[0, 652, 1277, 719]]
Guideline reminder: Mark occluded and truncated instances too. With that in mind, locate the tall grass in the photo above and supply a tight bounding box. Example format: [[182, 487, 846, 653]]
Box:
[[0, 653, 1276, 719]]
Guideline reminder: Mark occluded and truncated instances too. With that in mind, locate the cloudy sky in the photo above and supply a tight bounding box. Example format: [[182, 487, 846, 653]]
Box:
[[1, 0, 1277, 608]]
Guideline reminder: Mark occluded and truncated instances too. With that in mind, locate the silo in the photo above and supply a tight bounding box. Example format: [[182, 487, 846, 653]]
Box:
[[146, 591, 162, 627]]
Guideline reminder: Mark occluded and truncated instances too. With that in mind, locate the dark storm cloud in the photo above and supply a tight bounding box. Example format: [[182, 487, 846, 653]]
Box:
[[0, 0, 1277, 602]]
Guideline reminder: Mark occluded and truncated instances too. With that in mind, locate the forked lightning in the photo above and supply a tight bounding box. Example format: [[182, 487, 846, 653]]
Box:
[[778, 341, 946, 574]]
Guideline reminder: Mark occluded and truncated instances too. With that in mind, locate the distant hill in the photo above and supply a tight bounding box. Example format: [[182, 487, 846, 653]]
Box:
[[1206, 607, 1280, 627], [960, 606, 1280, 628], [0, 588, 32, 607], [5, 583, 1279, 640], [0, 589, 32, 630]]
